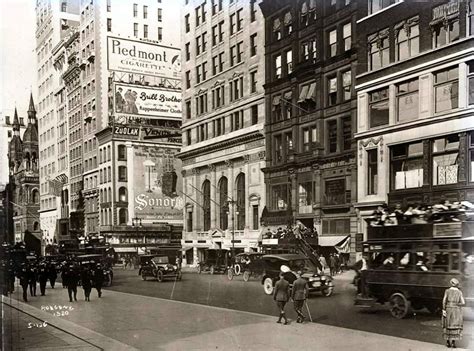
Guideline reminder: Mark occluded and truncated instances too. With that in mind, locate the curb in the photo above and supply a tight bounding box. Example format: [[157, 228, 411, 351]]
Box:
[[2, 296, 138, 351]]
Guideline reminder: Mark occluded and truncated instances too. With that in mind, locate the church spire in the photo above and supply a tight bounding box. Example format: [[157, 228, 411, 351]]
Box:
[[12, 108, 20, 135], [27, 93, 37, 124]]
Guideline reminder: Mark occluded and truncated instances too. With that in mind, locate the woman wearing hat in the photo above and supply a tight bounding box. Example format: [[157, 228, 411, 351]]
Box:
[[442, 278, 465, 348]]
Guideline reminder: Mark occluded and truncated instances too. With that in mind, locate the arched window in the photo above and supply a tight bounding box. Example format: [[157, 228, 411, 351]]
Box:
[[218, 177, 228, 230], [100, 189, 104, 202], [236, 173, 246, 230], [32, 189, 39, 204], [107, 145, 111, 161], [202, 180, 211, 231], [118, 145, 127, 160], [118, 187, 127, 202], [108, 166, 111, 182], [108, 187, 112, 202], [118, 208, 128, 225]]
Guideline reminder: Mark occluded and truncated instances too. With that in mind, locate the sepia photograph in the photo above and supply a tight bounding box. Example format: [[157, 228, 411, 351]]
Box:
[[0, 0, 473, 350]]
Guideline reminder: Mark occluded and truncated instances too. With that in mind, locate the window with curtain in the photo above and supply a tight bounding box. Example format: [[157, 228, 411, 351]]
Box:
[[390, 142, 424, 190], [396, 79, 419, 122], [434, 67, 458, 113], [432, 135, 460, 186]]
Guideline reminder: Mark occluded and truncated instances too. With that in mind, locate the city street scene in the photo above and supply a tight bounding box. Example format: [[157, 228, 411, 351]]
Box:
[[1, 0, 473, 350]]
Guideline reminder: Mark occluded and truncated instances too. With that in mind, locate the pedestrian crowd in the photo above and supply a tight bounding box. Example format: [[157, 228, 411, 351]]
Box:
[[3, 257, 105, 303]]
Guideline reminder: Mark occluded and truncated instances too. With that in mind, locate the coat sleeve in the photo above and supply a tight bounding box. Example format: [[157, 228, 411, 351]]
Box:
[[273, 283, 277, 300], [442, 289, 447, 310], [459, 291, 465, 306]]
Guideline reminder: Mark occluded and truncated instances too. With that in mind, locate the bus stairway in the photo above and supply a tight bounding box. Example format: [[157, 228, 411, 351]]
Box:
[[295, 237, 323, 271]]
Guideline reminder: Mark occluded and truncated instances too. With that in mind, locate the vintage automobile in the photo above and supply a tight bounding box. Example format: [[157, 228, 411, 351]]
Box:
[[197, 249, 230, 274], [75, 254, 113, 287], [355, 221, 474, 319], [227, 252, 265, 281], [138, 255, 157, 275], [261, 254, 334, 297], [140, 255, 182, 282]]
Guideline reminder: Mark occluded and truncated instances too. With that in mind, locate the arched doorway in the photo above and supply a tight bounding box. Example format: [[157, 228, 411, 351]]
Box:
[[235, 173, 245, 230], [218, 177, 228, 230], [202, 180, 211, 231]]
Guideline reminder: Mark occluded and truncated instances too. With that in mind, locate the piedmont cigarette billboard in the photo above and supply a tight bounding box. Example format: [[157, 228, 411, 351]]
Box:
[[132, 145, 184, 222], [115, 83, 182, 120], [107, 36, 181, 79]]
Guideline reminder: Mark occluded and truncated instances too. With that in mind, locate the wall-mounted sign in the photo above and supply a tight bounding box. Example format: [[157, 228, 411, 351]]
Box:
[[115, 84, 182, 120], [432, 0, 459, 21], [107, 37, 181, 79], [132, 146, 184, 222]]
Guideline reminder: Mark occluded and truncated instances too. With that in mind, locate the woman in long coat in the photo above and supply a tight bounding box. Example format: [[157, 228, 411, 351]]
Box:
[[442, 278, 465, 348]]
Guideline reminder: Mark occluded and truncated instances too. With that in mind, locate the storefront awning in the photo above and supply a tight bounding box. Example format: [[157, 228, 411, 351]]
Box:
[[114, 248, 138, 253], [318, 235, 351, 253]]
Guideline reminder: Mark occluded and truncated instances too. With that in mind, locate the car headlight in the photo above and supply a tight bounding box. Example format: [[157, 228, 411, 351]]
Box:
[[320, 276, 326, 281], [308, 277, 316, 282]]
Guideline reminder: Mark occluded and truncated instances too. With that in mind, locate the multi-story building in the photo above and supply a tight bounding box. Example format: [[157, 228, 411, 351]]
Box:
[[8, 97, 41, 253], [259, 0, 358, 259], [178, 0, 266, 266], [354, 0, 474, 252], [35, 0, 80, 246]]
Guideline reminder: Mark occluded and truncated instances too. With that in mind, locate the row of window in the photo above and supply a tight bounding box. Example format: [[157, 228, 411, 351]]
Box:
[[132, 23, 163, 40], [132, 3, 162, 21], [186, 104, 259, 146]]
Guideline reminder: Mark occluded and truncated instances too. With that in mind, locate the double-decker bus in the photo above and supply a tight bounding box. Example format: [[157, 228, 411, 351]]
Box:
[[356, 221, 474, 318]]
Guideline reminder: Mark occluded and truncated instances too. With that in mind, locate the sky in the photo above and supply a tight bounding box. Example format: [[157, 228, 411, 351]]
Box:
[[0, 0, 36, 116]]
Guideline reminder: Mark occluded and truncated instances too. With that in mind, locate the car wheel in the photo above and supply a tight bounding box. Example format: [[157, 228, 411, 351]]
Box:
[[141, 272, 147, 281], [227, 268, 234, 280], [177, 270, 182, 281], [197, 265, 202, 274], [263, 277, 274, 295], [210, 265, 215, 275], [321, 285, 333, 297], [389, 292, 410, 319], [156, 270, 164, 282], [243, 271, 250, 282]]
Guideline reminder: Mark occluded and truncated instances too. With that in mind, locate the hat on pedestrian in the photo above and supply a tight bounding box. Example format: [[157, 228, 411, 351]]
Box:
[[450, 278, 459, 287]]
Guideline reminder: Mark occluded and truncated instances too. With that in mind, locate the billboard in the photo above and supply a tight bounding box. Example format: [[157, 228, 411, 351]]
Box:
[[114, 83, 182, 120], [107, 37, 181, 79], [132, 145, 184, 222]]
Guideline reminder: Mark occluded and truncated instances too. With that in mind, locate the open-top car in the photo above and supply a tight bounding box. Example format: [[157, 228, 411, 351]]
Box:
[[227, 252, 265, 281], [141, 255, 182, 282], [197, 249, 230, 274], [261, 254, 334, 297]]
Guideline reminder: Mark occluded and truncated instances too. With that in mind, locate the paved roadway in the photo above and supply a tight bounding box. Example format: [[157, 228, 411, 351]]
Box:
[[108, 268, 474, 346]]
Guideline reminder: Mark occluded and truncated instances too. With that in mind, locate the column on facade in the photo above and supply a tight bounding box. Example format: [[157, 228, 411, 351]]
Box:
[[192, 168, 199, 232], [290, 172, 297, 222], [244, 156, 250, 232], [313, 166, 322, 234], [227, 160, 234, 231], [210, 164, 217, 229], [193, 246, 198, 266], [126, 142, 134, 225]]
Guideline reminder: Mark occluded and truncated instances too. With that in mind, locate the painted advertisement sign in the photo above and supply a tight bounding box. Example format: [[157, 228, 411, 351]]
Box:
[[115, 84, 182, 120], [132, 145, 184, 222], [107, 37, 181, 79]]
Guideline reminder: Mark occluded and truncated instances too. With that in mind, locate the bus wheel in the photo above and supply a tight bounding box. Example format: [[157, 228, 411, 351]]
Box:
[[243, 271, 250, 282], [389, 292, 410, 319], [263, 278, 274, 295], [227, 268, 234, 280]]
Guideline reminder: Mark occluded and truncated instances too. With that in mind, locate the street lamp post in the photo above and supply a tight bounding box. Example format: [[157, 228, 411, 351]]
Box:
[[132, 217, 142, 258]]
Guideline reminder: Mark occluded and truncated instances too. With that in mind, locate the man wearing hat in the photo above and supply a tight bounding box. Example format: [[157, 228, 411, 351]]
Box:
[[273, 272, 290, 324], [292, 271, 309, 323], [442, 278, 465, 348]]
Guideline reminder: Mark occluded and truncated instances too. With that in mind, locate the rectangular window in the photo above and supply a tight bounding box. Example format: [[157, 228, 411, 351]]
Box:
[[250, 0, 257, 22], [368, 31, 389, 70], [107, 0, 111, 12], [468, 61, 474, 106], [185, 43, 190, 61], [250, 33, 257, 56], [158, 27, 163, 40], [212, 56, 218, 75], [285, 132, 294, 154], [251, 105, 258, 125], [342, 117, 351, 151], [107, 18, 112, 32], [303, 125, 317, 152], [195, 6, 201, 26], [329, 29, 337, 57], [271, 184, 290, 210], [202, 32, 207, 53], [275, 55, 282, 79], [143, 5, 148, 19], [298, 182, 313, 213], [328, 77, 337, 106], [434, 67, 458, 113], [212, 0, 222, 15], [185, 100, 191, 119], [196, 65, 201, 84], [432, 2, 459, 48], [396, 79, 419, 122], [342, 70, 351, 101], [369, 88, 389, 128], [230, 13, 236, 35], [396, 20, 419, 61], [469, 1, 474, 36], [185, 14, 190, 33], [218, 52, 224, 72], [237, 8, 243, 31], [186, 130, 192, 145], [433, 134, 460, 186], [237, 41, 243, 63], [157, 8, 162, 22], [324, 178, 347, 205], [196, 37, 201, 55], [133, 3, 138, 17], [143, 24, 148, 38], [250, 71, 257, 93], [212, 25, 218, 46], [286, 50, 293, 75], [133, 23, 138, 37], [185, 71, 191, 89], [327, 120, 338, 153], [232, 111, 243, 131], [391, 142, 423, 190], [218, 21, 224, 42], [272, 95, 282, 121], [367, 149, 378, 195], [343, 23, 351, 51], [368, 0, 400, 15], [252, 205, 259, 230], [275, 135, 283, 162]]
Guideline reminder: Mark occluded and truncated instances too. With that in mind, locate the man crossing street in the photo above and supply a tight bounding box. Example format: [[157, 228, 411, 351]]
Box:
[[292, 271, 309, 323], [273, 272, 290, 325]]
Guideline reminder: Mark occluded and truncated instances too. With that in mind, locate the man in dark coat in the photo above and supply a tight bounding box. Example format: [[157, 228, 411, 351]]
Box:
[[273, 273, 290, 324], [18, 264, 30, 302], [81, 267, 92, 302], [92, 263, 104, 298], [329, 254, 336, 277], [48, 263, 57, 288], [65, 265, 79, 302], [292, 271, 309, 323], [61, 263, 68, 288], [37, 262, 49, 296], [28, 264, 38, 297]]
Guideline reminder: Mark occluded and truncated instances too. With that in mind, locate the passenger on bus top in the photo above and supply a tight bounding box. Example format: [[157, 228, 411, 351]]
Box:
[[383, 256, 395, 269]]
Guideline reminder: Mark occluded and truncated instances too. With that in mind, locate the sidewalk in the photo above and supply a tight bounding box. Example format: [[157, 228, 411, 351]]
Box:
[[3, 281, 468, 351]]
